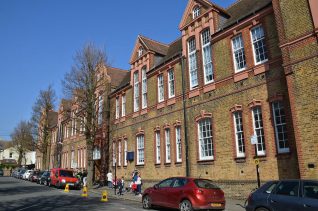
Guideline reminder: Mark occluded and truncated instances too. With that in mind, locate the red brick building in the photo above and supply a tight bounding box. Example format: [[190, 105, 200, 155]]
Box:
[[109, 0, 318, 198]]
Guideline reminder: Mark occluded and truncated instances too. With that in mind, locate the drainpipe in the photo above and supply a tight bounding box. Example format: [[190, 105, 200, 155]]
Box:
[[180, 55, 190, 177]]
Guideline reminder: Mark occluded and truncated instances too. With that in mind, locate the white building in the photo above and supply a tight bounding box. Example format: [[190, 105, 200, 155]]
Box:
[[0, 147, 36, 166]]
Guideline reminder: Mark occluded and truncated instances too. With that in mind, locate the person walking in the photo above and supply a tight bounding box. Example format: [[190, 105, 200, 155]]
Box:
[[118, 176, 124, 195], [82, 169, 87, 187], [107, 170, 113, 188], [135, 173, 142, 196]]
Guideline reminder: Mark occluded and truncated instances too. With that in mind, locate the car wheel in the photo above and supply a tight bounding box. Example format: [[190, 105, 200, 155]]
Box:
[[179, 200, 193, 211], [256, 208, 270, 211], [142, 195, 152, 209]]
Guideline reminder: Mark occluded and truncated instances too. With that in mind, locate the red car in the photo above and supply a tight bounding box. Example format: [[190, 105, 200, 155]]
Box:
[[142, 177, 225, 211], [49, 168, 80, 189]]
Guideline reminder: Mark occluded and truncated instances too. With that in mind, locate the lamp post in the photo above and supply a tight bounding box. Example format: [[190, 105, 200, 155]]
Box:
[[251, 135, 261, 188], [114, 158, 117, 195]]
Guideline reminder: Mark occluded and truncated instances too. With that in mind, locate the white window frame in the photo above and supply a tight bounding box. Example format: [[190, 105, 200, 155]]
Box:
[[188, 38, 198, 89], [118, 141, 122, 166], [233, 111, 245, 158], [168, 69, 175, 98], [98, 95, 103, 125], [133, 71, 139, 112], [138, 46, 143, 57], [112, 142, 116, 167], [165, 129, 171, 163], [83, 148, 86, 168], [158, 74, 164, 102], [115, 97, 119, 119], [201, 29, 213, 84], [136, 135, 145, 165], [232, 34, 246, 72], [193, 6, 200, 19], [124, 139, 127, 166], [198, 118, 214, 160], [121, 95, 126, 117], [176, 126, 182, 163], [252, 106, 266, 156], [272, 101, 289, 153], [251, 25, 268, 65], [155, 131, 161, 164], [141, 67, 147, 109]]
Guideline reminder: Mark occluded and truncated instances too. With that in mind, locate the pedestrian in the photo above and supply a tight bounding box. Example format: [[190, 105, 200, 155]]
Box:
[[135, 172, 142, 196], [82, 169, 87, 187], [118, 176, 124, 195], [107, 170, 113, 188]]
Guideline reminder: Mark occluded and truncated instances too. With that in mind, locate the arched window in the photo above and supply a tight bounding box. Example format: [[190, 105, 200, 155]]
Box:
[[193, 6, 200, 19], [138, 46, 143, 57]]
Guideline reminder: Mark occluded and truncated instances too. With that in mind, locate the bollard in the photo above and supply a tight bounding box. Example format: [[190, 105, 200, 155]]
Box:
[[64, 184, 70, 193], [101, 190, 108, 202], [81, 186, 88, 197]]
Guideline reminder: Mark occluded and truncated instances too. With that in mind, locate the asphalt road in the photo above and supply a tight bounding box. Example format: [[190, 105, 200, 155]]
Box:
[[0, 176, 154, 211]]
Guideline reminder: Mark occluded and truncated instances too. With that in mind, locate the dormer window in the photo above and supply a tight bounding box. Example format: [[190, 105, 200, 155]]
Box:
[[193, 6, 200, 19], [138, 46, 143, 57]]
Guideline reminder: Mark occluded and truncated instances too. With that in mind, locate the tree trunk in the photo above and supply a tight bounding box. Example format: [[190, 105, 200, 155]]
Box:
[[86, 140, 94, 187]]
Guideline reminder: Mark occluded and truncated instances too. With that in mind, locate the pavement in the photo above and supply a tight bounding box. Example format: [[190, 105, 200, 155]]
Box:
[[89, 186, 246, 211]]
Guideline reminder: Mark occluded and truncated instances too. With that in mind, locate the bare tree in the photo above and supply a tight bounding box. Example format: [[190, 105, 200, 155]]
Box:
[[31, 85, 56, 170], [10, 121, 34, 166], [62, 43, 109, 186]]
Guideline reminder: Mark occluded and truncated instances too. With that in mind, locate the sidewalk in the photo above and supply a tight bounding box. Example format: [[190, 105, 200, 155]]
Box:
[[89, 186, 246, 211]]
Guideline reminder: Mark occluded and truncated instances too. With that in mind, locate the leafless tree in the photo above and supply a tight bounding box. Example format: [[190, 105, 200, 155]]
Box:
[[10, 121, 34, 166], [31, 85, 56, 170], [62, 43, 109, 186]]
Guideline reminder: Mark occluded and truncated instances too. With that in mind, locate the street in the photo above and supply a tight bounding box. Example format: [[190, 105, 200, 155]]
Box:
[[0, 177, 149, 211], [0, 176, 246, 211]]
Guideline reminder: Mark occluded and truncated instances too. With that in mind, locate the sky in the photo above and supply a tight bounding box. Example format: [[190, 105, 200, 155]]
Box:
[[0, 0, 236, 140]]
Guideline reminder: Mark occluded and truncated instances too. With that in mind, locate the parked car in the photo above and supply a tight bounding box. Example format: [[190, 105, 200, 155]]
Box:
[[245, 179, 318, 211], [49, 168, 80, 189], [0, 169, 3, 176], [17, 169, 26, 179], [30, 171, 43, 182], [142, 177, 225, 211], [38, 171, 50, 185], [23, 170, 33, 180]]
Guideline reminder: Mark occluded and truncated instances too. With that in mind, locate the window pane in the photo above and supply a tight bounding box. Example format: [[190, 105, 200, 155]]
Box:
[[275, 181, 299, 197]]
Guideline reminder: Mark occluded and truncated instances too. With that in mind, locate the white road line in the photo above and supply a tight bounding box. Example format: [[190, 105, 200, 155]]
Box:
[[16, 204, 38, 211]]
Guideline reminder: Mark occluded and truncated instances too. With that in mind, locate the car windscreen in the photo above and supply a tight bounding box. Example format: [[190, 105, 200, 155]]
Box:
[[59, 170, 74, 177], [194, 179, 220, 189]]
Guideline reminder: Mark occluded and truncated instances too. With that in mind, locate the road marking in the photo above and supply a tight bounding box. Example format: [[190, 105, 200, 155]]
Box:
[[16, 204, 38, 211]]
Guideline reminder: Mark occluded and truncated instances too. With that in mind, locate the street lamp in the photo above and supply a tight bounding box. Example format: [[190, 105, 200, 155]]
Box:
[[114, 158, 117, 195]]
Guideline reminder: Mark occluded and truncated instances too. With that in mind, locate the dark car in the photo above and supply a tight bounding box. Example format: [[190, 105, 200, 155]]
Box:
[[142, 177, 225, 211], [245, 179, 318, 211], [30, 171, 43, 182], [0, 169, 3, 176], [38, 171, 50, 186]]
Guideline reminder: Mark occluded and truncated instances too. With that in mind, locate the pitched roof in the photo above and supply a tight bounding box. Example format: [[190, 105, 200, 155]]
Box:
[[151, 37, 182, 70], [139, 35, 169, 56], [107, 66, 129, 87], [218, 0, 272, 30]]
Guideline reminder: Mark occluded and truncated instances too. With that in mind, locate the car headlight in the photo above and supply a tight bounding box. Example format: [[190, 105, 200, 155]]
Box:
[[61, 179, 66, 183]]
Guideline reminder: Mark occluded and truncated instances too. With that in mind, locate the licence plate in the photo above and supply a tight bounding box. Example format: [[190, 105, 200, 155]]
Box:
[[211, 203, 222, 207]]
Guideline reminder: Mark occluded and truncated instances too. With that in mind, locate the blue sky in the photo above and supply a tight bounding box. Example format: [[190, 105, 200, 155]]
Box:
[[0, 0, 236, 140]]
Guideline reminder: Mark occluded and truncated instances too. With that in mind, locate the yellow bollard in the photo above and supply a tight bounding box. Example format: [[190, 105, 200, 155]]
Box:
[[101, 190, 108, 202], [64, 184, 70, 193], [81, 186, 88, 197]]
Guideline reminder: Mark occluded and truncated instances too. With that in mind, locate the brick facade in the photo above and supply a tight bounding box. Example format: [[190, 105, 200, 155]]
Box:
[[108, 0, 317, 198], [35, 0, 317, 199]]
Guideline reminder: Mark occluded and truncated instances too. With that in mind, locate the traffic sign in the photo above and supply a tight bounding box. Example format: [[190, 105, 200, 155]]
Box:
[[251, 135, 258, 145]]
